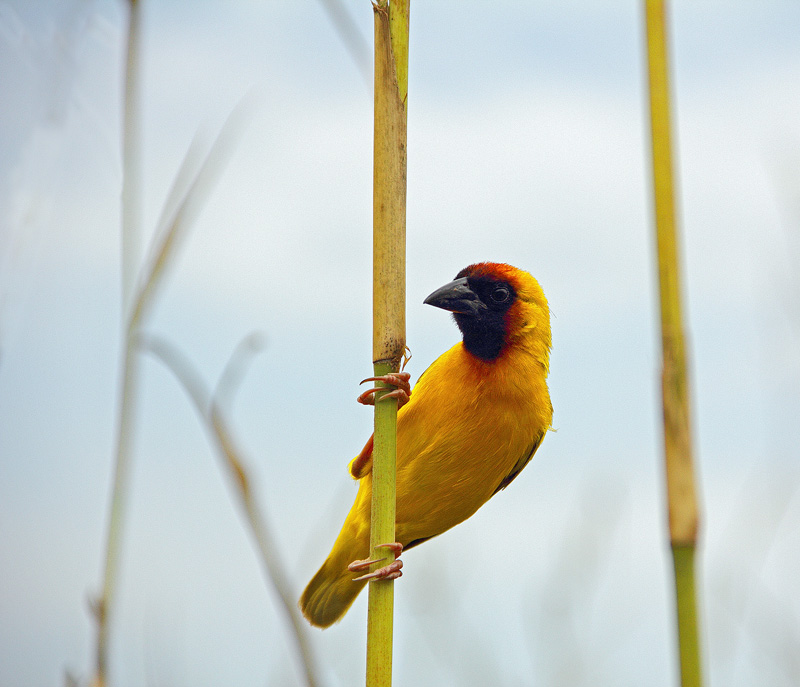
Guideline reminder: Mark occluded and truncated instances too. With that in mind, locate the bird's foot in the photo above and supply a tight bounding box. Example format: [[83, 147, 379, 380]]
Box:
[[357, 372, 411, 409], [348, 543, 404, 582]]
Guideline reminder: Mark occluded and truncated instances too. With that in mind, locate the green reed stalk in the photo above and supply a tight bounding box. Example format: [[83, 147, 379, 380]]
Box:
[[644, 2, 704, 686], [367, 1, 409, 685]]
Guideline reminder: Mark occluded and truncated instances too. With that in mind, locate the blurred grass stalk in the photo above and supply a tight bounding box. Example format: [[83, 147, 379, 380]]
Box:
[[121, 0, 143, 314], [93, 1, 142, 684], [144, 336, 320, 687], [368, 1, 409, 685], [644, 2, 704, 686], [93, 1, 251, 683]]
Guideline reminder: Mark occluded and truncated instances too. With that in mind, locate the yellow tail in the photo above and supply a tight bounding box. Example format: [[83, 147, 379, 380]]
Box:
[[300, 554, 367, 628], [300, 497, 371, 628]]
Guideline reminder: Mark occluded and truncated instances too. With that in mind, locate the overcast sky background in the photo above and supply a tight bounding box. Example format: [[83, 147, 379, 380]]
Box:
[[1, 1, 799, 686]]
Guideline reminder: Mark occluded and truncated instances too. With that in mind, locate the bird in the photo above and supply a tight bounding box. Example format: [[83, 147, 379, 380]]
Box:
[[300, 262, 553, 628]]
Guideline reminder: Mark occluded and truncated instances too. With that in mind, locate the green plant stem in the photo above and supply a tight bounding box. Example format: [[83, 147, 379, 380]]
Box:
[[644, 1, 703, 686], [367, 1, 409, 685], [673, 546, 702, 687], [366, 363, 399, 687], [387, 0, 409, 106]]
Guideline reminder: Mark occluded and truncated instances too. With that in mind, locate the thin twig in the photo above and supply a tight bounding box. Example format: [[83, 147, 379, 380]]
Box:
[[143, 335, 321, 687]]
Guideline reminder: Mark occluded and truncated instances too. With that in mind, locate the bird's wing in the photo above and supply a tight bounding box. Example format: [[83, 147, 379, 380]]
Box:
[[492, 429, 546, 495], [348, 434, 374, 479]]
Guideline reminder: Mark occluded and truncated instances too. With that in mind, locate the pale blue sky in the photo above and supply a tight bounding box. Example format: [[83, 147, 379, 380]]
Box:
[[1, 2, 799, 686]]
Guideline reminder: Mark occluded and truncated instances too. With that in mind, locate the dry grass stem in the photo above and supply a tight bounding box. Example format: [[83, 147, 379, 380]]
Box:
[[93, 46, 253, 685], [144, 335, 320, 687]]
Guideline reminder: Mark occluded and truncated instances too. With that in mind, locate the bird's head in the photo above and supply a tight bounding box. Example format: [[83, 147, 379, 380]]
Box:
[[424, 262, 551, 362]]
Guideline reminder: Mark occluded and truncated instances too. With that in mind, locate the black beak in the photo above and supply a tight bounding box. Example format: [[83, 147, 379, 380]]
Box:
[[423, 277, 483, 315]]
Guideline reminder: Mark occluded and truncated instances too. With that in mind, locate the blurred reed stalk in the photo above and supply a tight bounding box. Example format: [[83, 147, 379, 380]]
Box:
[[121, 0, 143, 312], [316, 0, 371, 88], [367, 1, 409, 685], [644, 2, 704, 686], [144, 335, 320, 687], [93, 1, 142, 684], [92, 0, 250, 680], [93, 105, 248, 686]]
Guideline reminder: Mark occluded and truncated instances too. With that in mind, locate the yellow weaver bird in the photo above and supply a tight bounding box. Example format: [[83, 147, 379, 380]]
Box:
[[300, 262, 552, 628]]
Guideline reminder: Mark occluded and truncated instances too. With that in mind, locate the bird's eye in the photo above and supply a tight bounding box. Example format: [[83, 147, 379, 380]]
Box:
[[491, 287, 510, 303]]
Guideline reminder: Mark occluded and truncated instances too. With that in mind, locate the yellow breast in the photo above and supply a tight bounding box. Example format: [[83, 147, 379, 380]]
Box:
[[393, 340, 552, 545]]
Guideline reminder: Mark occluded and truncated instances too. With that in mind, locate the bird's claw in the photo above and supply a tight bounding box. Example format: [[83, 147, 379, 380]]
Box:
[[352, 560, 403, 582], [349, 542, 404, 582], [357, 372, 411, 409]]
